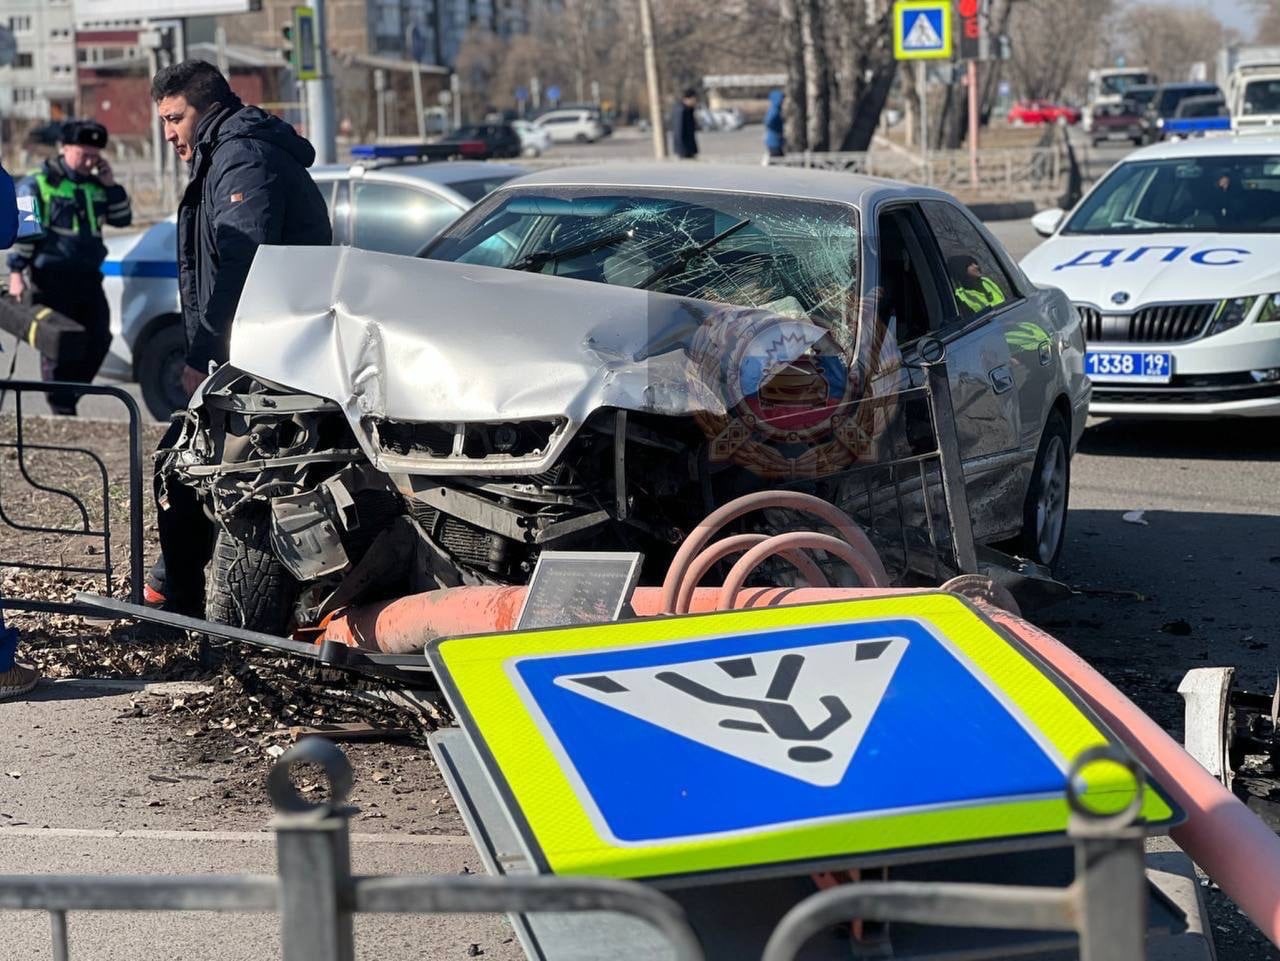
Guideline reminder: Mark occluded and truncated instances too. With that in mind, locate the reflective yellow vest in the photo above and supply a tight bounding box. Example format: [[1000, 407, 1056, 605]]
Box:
[[33, 168, 108, 237], [954, 276, 1006, 313]]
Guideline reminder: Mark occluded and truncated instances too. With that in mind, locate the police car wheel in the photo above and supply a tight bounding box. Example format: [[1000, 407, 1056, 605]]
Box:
[[1015, 413, 1070, 569], [137, 322, 188, 421]]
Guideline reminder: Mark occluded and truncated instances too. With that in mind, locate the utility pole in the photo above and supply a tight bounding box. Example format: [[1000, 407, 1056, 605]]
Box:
[[406, 24, 425, 139], [305, 0, 336, 164], [638, 0, 665, 158]]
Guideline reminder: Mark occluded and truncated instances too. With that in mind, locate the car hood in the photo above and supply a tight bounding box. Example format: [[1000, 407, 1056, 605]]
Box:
[[1019, 232, 1280, 306], [227, 246, 838, 473]]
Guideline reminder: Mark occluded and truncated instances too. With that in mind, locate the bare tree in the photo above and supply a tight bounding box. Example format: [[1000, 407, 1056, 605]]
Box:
[[800, 0, 831, 150], [1007, 0, 1113, 100], [1117, 4, 1233, 82], [780, 0, 809, 149], [1253, 0, 1280, 44]]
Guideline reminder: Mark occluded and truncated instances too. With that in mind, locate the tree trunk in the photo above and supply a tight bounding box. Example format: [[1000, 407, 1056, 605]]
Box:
[[841, 60, 897, 151], [800, 0, 831, 151], [835, 1, 898, 152], [780, 0, 808, 150]]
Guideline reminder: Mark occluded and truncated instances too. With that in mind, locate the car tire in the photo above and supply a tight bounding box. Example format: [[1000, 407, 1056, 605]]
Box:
[[574, 133, 589, 143], [1132, 136, 1144, 146], [136, 320, 189, 421], [206, 510, 300, 636], [1013, 412, 1071, 569]]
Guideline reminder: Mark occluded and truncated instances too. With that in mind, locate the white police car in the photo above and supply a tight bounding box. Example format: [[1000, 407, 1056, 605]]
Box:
[[101, 150, 526, 419], [1021, 136, 1280, 418]]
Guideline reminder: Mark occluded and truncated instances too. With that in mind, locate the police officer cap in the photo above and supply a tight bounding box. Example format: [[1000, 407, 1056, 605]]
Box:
[[61, 120, 108, 149]]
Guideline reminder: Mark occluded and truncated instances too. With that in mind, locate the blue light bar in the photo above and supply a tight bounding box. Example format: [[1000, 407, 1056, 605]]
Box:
[[350, 143, 433, 159]]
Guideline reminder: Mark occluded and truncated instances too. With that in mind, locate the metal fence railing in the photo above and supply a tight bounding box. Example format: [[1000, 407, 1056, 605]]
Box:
[[0, 739, 707, 961], [0, 380, 145, 614], [0, 736, 1161, 961]]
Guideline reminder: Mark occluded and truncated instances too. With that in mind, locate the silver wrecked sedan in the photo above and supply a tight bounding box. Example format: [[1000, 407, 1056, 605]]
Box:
[[422, 166, 1089, 566], [169, 164, 1088, 634]]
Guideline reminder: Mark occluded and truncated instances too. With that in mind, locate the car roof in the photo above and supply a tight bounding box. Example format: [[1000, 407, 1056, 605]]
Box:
[[312, 160, 526, 185], [502, 162, 955, 208], [1121, 134, 1280, 161]]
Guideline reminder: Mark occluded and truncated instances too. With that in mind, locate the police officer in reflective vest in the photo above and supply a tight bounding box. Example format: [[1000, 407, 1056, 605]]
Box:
[[7, 120, 132, 415], [948, 253, 1006, 315]]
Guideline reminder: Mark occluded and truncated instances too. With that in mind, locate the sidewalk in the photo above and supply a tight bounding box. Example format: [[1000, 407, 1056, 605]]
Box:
[[0, 679, 523, 960]]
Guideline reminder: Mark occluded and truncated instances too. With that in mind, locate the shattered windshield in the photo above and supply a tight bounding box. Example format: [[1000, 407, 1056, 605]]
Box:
[[1063, 156, 1280, 234], [425, 186, 860, 329]]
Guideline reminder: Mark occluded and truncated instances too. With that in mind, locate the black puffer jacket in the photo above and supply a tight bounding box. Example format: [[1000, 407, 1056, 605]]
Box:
[[177, 97, 331, 372]]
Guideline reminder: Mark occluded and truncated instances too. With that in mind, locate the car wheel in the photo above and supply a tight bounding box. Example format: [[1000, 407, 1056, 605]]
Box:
[[574, 133, 589, 143], [1132, 136, 1144, 146], [1014, 413, 1071, 569], [136, 320, 189, 421], [206, 508, 300, 635]]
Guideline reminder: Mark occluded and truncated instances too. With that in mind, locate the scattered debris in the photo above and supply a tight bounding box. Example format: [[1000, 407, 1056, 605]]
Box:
[[289, 721, 414, 743], [1121, 510, 1149, 526]]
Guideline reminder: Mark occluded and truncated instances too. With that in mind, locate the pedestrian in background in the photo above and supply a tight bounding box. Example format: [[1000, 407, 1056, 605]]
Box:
[[144, 59, 331, 616], [7, 121, 132, 416], [763, 89, 786, 163], [671, 87, 700, 159]]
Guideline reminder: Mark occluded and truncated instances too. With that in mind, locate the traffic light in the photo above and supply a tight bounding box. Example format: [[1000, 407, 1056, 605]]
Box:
[[997, 34, 1012, 61], [281, 24, 292, 65]]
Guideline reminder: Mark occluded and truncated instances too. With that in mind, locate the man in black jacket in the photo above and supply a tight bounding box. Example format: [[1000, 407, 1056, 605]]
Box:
[[670, 88, 699, 159], [146, 60, 331, 614], [154, 60, 331, 396]]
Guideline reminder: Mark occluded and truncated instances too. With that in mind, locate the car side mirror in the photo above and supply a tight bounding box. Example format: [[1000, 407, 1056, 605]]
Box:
[[1031, 208, 1064, 237]]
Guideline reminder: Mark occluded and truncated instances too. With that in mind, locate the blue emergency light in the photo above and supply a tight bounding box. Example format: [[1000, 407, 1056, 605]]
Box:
[[350, 143, 430, 159]]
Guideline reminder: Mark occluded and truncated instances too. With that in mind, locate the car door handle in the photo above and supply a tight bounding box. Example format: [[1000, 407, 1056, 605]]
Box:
[[1038, 341, 1053, 366], [989, 365, 1015, 394]]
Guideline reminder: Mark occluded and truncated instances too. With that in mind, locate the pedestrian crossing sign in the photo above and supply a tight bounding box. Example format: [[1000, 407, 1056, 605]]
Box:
[[894, 0, 952, 60], [427, 594, 1178, 883]]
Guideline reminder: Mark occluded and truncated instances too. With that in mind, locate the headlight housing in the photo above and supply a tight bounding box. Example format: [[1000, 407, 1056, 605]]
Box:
[[1206, 297, 1256, 336], [1255, 292, 1280, 323]]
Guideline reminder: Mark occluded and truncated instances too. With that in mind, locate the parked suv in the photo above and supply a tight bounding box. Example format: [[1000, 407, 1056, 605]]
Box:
[[534, 110, 606, 143], [1142, 82, 1222, 143]]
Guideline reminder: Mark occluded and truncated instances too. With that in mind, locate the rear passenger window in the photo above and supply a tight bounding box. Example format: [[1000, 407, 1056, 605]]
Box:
[[920, 201, 1016, 321], [352, 182, 459, 256]]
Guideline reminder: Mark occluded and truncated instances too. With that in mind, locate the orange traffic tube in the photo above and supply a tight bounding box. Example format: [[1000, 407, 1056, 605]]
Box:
[[987, 607, 1280, 947]]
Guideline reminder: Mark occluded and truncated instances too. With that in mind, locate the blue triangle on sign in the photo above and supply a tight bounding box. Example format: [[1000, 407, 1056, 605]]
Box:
[[514, 618, 1064, 844]]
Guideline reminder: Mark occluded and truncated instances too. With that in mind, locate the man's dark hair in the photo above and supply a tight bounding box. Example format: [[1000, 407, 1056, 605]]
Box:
[[682, 87, 698, 99], [151, 60, 234, 110]]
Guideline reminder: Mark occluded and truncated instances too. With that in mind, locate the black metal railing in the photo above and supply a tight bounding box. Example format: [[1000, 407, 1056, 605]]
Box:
[[0, 380, 144, 614]]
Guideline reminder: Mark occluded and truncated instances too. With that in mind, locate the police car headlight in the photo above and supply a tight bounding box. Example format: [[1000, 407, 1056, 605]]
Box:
[[1255, 293, 1280, 323], [1207, 297, 1255, 336], [1156, 118, 1165, 128]]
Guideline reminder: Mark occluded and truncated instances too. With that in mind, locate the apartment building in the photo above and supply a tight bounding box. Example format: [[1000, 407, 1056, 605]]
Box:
[[0, 0, 78, 120]]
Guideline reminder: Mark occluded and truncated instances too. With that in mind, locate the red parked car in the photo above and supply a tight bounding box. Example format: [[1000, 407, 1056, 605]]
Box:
[[1007, 100, 1082, 126]]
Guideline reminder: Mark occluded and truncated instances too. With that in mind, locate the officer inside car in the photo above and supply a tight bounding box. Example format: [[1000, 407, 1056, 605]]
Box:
[[7, 120, 132, 415], [948, 253, 1007, 315]]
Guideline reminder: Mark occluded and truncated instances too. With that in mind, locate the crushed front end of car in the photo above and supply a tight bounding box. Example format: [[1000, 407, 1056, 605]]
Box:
[[162, 245, 973, 636]]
